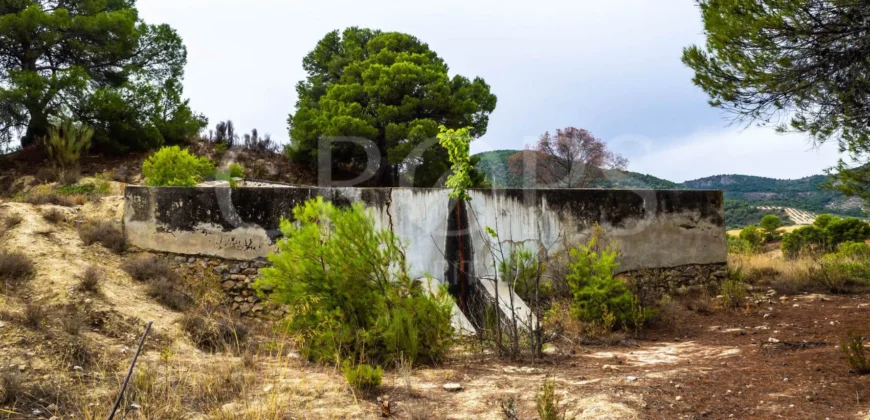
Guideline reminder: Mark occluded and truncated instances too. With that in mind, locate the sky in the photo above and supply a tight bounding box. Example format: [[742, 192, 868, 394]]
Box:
[[136, 0, 842, 182]]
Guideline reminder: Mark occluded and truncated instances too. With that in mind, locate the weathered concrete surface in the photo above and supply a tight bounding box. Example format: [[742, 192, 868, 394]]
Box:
[[124, 186, 726, 280]]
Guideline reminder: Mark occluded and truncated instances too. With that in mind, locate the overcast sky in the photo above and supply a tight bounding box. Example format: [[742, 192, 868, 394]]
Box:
[[137, 0, 841, 182]]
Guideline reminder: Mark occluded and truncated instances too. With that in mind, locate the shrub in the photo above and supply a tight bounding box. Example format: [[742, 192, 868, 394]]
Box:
[[228, 163, 245, 178], [122, 256, 174, 282], [810, 254, 870, 293], [342, 362, 383, 393], [826, 218, 870, 247], [61, 306, 85, 335], [565, 228, 649, 330], [0, 371, 22, 405], [0, 251, 35, 292], [181, 313, 250, 352], [23, 303, 47, 329], [719, 279, 748, 309], [727, 235, 755, 254], [3, 213, 22, 231], [254, 197, 453, 365], [782, 225, 827, 259], [77, 266, 102, 294], [498, 245, 543, 302], [814, 214, 840, 229], [739, 225, 763, 247], [838, 241, 870, 259], [78, 220, 126, 253], [841, 331, 870, 374], [536, 377, 568, 420], [43, 119, 93, 184], [147, 277, 192, 311], [42, 208, 66, 224], [760, 214, 783, 241], [142, 146, 215, 187]]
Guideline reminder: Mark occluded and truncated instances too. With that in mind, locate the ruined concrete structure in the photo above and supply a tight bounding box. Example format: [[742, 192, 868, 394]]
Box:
[[124, 186, 727, 319]]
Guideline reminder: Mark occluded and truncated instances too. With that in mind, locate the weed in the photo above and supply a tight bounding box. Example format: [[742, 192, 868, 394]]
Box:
[[77, 265, 102, 294], [42, 207, 66, 224], [841, 331, 870, 374], [23, 303, 47, 330], [180, 313, 250, 352], [61, 305, 85, 335], [147, 277, 192, 311], [720, 279, 748, 309], [342, 362, 383, 394], [536, 376, 571, 420], [0, 251, 35, 292], [78, 220, 126, 253], [122, 256, 174, 282], [62, 337, 95, 368], [3, 213, 22, 230], [0, 370, 22, 405]]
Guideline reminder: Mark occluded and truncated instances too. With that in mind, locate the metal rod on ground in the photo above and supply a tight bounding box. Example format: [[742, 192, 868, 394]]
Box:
[[107, 320, 153, 420]]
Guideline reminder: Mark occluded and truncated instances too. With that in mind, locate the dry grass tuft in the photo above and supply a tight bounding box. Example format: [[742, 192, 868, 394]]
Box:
[[42, 207, 66, 224], [0, 251, 35, 293], [181, 313, 250, 352], [0, 370, 23, 405], [147, 277, 192, 311], [78, 220, 126, 253], [23, 302, 47, 330], [729, 253, 813, 295], [122, 256, 174, 282], [3, 213, 23, 231], [77, 265, 102, 294]]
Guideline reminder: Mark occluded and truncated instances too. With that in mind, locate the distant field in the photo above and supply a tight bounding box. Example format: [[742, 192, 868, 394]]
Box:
[[727, 224, 807, 236]]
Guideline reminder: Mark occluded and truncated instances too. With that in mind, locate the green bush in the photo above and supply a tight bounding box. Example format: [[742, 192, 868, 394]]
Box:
[[814, 214, 840, 229], [719, 279, 748, 308], [254, 197, 453, 365], [840, 331, 870, 374], [739, 225, 763, 247], [142, 146, 215, 187], [565, 229, 649, 330], [228, 163, 245, 178], [342, 362, 383, 393], [498, 246, 543, 302], [825, 217, 870, 247], [727, 234, 755, 254], [760, 214, 782, 241], [838, 242, 870, 259], [782, 225, 827, 259]]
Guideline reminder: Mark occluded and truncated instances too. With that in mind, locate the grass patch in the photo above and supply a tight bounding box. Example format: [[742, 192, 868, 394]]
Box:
[[0, 251, 35, 293], [42, 207, 66, 224], [180, 313, 250, 352], [23, 303, 47, 330], [78, 220, 126, 253], [121, 256, 174, 282], [77, 265, 102, 294]]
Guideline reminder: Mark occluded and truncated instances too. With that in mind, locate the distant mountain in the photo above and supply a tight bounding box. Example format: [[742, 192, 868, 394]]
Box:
[[474, 150, 865, 225], [474, 150, 679, 190]]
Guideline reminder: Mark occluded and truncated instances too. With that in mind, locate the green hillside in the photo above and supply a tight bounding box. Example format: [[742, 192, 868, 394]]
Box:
[[474, 150, 679, 190], [474, 150, 865, 223]]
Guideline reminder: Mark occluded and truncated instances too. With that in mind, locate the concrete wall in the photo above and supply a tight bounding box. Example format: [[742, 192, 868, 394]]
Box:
[[123, 186, 726, 283]]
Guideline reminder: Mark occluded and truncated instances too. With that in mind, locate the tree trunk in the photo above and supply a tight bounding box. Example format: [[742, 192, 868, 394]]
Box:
[[22, 107, 48, 148]]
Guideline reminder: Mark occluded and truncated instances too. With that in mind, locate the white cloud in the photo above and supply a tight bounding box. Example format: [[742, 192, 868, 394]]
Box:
[[624, 126, 841, 182]]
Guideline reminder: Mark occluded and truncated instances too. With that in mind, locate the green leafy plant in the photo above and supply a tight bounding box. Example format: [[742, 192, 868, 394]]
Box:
[[498, 245, 544, 302], [142, 146, 215, 187], [738, 225, 763, 248], [727, 234, 755, 255], [535, 376, 572, 420], [838, 242, 870, 259], [840, 331, 870, 374], [565, 226, 648, 330], [342, 362, 383, 393], [438, 126, 474, 201], [228, 163, 245, 178], [254, 198, 453, 366], [759, 214, 782, 241], [782, 225, 827, 259], [719, 279, 748, 309], [42, 119, 94, 184]]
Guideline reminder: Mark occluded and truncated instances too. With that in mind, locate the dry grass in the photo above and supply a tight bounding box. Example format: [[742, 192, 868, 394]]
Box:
[[22, 302, 47, 330], [729, 252, 814, 295], [3, 213, 23, 231], [122, 255, 175, 282], [180, 313, 251, 353], [42, 207, 66, 224], [78, 219, 126, 253], [0, 371, 23, 405], [77, 265, 102, 294], [0, 251, 35, 293]]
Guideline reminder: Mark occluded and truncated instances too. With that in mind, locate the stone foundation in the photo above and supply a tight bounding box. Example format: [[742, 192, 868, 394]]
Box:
[[620, 263, 729, 304], [214, 259, 271, 316]]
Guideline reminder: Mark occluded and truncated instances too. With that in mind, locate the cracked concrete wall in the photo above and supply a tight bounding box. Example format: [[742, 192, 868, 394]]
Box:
[[123, 187, 726, 281]]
